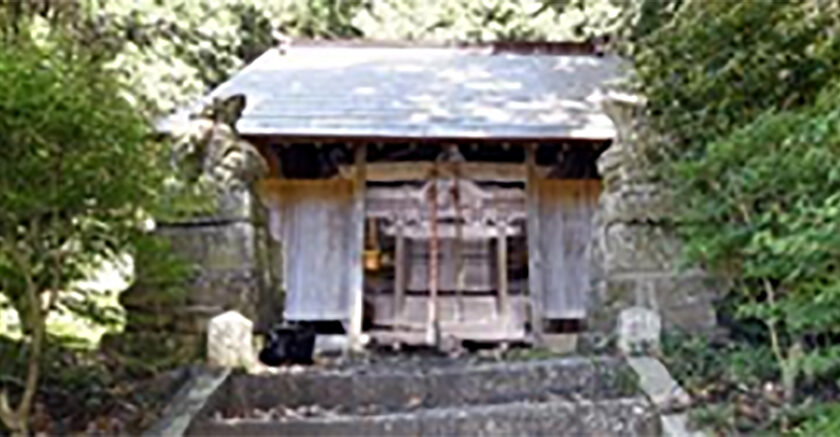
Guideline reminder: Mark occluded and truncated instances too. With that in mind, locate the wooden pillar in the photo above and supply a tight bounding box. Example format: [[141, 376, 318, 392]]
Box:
[[393, 218, 406, 324], [454, 180, 465, 322], [526, 143, 545, 344], [426, 167, 440, 346], [349, 143, 367, 350], [496, 220, 510, 322]]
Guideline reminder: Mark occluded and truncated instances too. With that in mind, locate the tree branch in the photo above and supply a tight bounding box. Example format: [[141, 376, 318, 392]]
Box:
[[763, 277, 796, 405], [763, 278, 785, 366]]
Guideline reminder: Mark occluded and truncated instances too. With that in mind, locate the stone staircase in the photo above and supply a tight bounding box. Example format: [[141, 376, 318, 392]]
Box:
[[186, 356, 659, 436]]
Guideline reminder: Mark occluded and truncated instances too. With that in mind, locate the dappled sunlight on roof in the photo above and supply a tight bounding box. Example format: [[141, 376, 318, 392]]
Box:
[[160, 46, 623, 140]]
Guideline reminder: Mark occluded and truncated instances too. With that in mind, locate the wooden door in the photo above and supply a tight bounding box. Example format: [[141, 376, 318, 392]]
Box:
[[537, 179, 600, 319]]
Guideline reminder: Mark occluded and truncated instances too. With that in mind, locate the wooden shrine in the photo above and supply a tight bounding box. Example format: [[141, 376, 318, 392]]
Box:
[[163, 42, 619, 348]]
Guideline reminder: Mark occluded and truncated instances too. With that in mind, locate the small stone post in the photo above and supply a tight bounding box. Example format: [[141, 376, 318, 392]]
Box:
[[207, 310, 256, 369], [617, 306, 661, 355]]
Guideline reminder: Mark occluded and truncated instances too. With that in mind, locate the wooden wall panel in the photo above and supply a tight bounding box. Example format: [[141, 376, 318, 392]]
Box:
[[537, 179, 600, 319], [368, 294, 529, 339], [260, 179, 361, 321], [526, 144, 544, 340]]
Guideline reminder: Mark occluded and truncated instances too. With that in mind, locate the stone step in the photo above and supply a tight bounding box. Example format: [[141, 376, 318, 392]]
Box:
[[188, 397, 659, 436], [197, 357, 637, 417]]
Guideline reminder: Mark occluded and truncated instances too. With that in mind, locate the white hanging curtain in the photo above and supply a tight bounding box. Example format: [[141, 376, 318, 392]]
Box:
[[263, 179, 362, 321]]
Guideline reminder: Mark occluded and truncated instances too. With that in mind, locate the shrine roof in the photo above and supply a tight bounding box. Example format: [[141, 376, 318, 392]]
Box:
[[159, 43, 623, 141]]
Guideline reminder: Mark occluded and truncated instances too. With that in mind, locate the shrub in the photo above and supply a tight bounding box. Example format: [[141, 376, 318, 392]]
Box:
[[0, 34, 173, 435], [626, 0, 840, 409]]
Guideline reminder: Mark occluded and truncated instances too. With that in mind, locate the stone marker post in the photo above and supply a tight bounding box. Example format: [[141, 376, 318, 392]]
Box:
[[207, 311, 256, 369], [617, 306, 661, 355]]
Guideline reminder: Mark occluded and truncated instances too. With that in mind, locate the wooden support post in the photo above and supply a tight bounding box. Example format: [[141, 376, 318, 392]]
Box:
[[454, 225, 465, 322], [496, 220, 510, 322], [526, 143, 545, 344], [454, 176, 465, 322], [426, 167, 440, 346], [393, 218, 406, 324], [349, 143, 367, 350]]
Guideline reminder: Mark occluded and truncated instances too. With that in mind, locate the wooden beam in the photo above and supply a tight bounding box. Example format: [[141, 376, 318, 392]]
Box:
[[345, 162, 557, 182], [346, 162, 529, 182], [526, 143, 545, 344], [367, 183, 527, 224], [349, 143, 367, 350]]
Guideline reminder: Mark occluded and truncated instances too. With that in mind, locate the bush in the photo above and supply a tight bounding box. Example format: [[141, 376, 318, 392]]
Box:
[[627, 0, 840, 417], [631, 0, 840, 157], [0, 33, 175, 435]]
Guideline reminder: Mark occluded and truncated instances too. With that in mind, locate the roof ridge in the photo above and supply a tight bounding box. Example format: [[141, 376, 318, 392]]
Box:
[[286, 38, 609, 56]]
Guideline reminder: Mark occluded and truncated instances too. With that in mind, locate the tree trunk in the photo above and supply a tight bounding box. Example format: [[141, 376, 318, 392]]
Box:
[[0, 246, 45, 436]]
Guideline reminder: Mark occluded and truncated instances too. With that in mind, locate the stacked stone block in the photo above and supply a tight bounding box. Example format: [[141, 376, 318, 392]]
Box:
[[115, 95, 281, 362], [589, 91, 717, 333]]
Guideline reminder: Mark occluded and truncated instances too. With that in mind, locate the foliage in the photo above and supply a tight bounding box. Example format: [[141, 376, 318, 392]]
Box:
[[353, 0, 621, 43], [661, 332, 781, 433], [630, 0, 840, 158], [662, 332, 777, 395], [793, 402, 840, 436], [89, 0, 282, 115], [0, 26, 184, 433], [626, 0, 840, 424], [279, 0, 366, 38], [677, 83, 840, 402]]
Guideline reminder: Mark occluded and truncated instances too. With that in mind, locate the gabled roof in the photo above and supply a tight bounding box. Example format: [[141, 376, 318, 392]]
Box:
[[161, 45, 623, 141]]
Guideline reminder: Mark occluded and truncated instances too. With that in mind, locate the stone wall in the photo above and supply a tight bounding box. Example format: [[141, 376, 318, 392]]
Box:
[[588, 91, 717, 334], [115, 95, 282, 362]]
